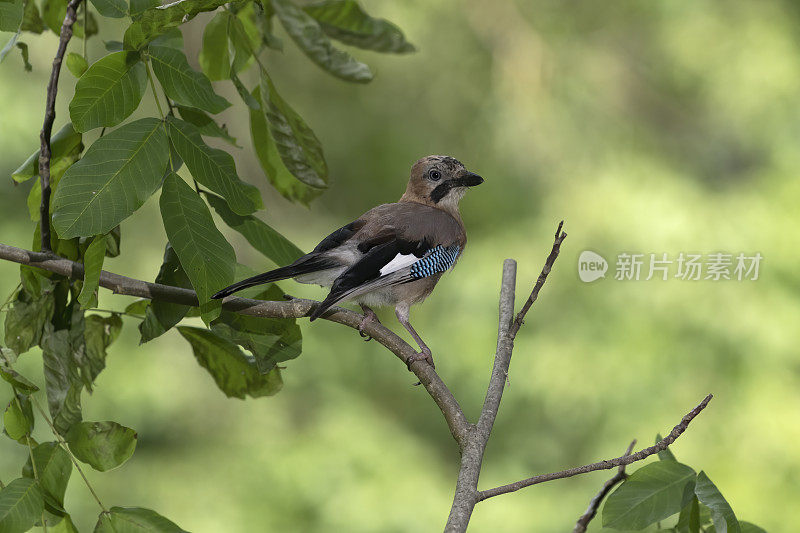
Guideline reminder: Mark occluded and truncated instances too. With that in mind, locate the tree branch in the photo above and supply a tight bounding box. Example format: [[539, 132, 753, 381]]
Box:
[[0, 242, 470, 445], [445, 222, 567, 532], [38, 0, 83, 253], [477, 393, 713, 501], [573, 440, 636, 533], [509, 220, 567, 339]]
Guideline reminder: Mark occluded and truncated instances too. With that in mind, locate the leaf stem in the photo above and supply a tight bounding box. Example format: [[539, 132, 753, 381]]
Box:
[[145, 58, 165, 120], [32, 398, 109, 513], [15, 386, 47, 533], [82, 2, 87, 60], [88, 308, 142, 319]]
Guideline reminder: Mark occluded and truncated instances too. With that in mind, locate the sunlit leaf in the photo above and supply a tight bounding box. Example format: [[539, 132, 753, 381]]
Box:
[[128, 0, 158, 19], [89, 0, 127, 19], [69, 51, 147, 132], [77, 234, 106, 308], [66, 421, 137, 472], [95, 506, 188, 532], [65, 52, 87, 77], [260, 73, 328, 188], [198, 11, 230, 81], [229, 4, 260, 73], [149, 45, 230, 114], [206, 193, 304, 267], [139, 244, 192, 343], [249, 86, 322, 205], [272, 0, 372, 83], [3, 397, 32, 440], [0, 478, 43, 533], [52, 118, 169, 239], [22, 442, 72, 509], [13, 122, 82, 183], [603, 461, 696, 530], [159, 174, 235, 323], [178, 326, 283, 398], [303, 0, 415, 53], [694, 472, 741, 533], [166, 116, 261, 214], [124, 0, 230, 50]]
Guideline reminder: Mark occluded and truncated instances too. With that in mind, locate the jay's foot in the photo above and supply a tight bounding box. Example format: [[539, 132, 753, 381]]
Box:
[[406, 349, 434, 370], [358, 305, 381, 341]]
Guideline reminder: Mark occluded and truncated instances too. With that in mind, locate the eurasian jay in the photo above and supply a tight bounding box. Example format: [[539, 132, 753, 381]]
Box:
[[212, 155, 483, 367]]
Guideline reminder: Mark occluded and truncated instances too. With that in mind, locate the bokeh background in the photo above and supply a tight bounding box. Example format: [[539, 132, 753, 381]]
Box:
[[2, 0, 798, 531]]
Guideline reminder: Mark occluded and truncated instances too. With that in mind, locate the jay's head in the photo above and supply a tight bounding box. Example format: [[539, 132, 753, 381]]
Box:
[[403, 155, 484, 208]]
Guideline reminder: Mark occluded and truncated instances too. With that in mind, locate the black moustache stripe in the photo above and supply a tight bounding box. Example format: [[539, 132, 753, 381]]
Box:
[[430, 181, 453, 203]]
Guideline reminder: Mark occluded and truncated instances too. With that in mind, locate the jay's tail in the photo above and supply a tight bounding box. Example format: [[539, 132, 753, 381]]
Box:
[[211, 255, 334, 299]]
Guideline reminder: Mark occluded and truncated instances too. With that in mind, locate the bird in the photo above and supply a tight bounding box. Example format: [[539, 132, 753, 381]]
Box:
[[211, 155, 484, 368]]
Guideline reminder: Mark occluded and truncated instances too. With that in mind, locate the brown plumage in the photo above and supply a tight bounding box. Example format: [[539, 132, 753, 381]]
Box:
[[212, 155, 483, 367]]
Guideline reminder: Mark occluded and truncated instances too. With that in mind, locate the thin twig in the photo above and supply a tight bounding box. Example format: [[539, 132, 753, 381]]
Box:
[[32, 398, 109, 512], [509, 220, 567, 339], [38, 0, 83, 253], [573, 440, 636, 533], [478, 394, 713, 501], [0, 242, 471, 445]]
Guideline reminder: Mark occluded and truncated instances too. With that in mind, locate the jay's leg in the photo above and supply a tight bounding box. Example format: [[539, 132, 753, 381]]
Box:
[[395, 304, 434, 369], [358, 304, 381, 341]]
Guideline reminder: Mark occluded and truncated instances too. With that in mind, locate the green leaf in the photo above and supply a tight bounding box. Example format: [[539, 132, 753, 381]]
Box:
[[124, 0, 230, 50], [228, 5, 260, 73], [656, 433, 677, 461], [52, 118, 169, 239], [78, 235, 107, 308], [178, 326, 283, 398], [303, 0, 415, 53], [66, 421, 137, 472], [739, 523, 766, 533], [65, 52, 88, 77], [22, 442, 72, 509], [50, 514, 79, 532], [81, 313, 122, 390], [4, 397, 32, 440], [95, 506, 188, 532], [15, 41, 30, 71], [694, 472, 740, 533], [0, 478, 44, 533], [198, 11, 231, 81], [259, 74, 329, 189], [4, 285, 54, 356], [0, 31, 20, 64], [42, 0, 96, 37], [89, 0, 127, 18], [69, 51, 147, 132], [139, 244, 192, 343], [159, 174, 235, 323], [128, 0, 158, 19], [0, 0, 24, 33], [41, 325, 84, 436], [13, 122, 82, 183], [124, 299, 149, 316], [206, 193, 304, 267], [675, 496, 701, 533], [166, 116, 261, 214], [211, 284, 302, 373], [176, 105, 238, 146], [249, 86, 322, 205], [231, 71, 259, 109], [106, 225, 122, 257], [0, 364, 39, 393], [149, 45, 231, 114], [603, 461, 697, 530], [272, 0, 372, 83], [21, 0, 45, 33]]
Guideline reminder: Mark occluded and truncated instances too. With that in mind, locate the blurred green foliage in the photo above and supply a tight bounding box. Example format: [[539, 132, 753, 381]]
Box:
[[2, 0, 798, 531]]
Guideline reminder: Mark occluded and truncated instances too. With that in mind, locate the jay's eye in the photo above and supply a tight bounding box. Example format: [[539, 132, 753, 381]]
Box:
[[429, 170, 442, 181]]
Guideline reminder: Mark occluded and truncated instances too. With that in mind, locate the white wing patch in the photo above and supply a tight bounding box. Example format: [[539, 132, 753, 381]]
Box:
[[379, 253, 418, 276]]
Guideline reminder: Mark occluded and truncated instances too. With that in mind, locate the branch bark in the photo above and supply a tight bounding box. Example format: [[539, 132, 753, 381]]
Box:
[[445, 223, 567, 532], [477, 393, 713, 501], [573, 440, 636, 533], [0, 242, 470, 444], [38, 0, 83, 253]]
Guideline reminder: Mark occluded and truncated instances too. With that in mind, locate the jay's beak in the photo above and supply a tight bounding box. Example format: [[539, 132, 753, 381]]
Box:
[[453, 172, 484, 188]]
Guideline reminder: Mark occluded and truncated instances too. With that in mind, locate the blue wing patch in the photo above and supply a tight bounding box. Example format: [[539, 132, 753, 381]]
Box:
[[409, 245, 461, 279]]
